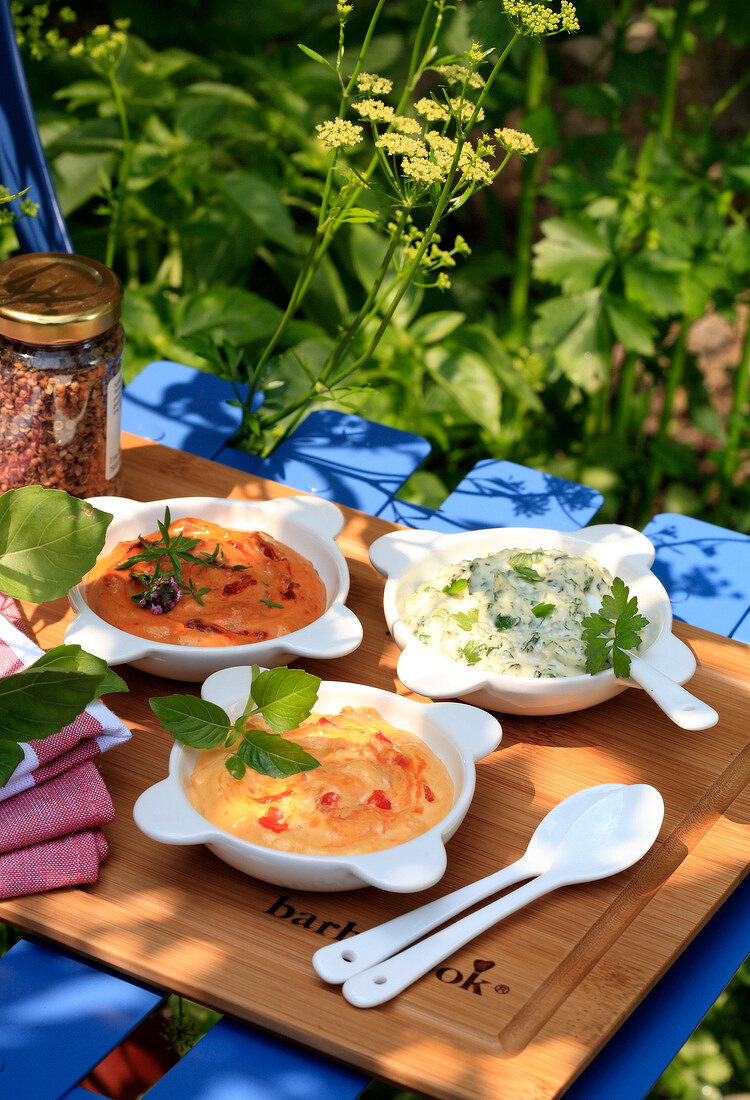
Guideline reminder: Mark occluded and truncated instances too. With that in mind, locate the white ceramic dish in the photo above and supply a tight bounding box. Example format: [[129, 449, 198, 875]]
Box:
[[369, 523, 696, 716], [133, 667, 503, 892], [65, 495, 363, 681]]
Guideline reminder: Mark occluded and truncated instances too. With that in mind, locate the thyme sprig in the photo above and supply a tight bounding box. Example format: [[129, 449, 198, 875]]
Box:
[[117, 507, 241, 611]]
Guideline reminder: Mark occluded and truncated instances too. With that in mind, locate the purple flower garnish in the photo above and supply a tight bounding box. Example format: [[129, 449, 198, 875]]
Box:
[[134, 576, 183, 614]]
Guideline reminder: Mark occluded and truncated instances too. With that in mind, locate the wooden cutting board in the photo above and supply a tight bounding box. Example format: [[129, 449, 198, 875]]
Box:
[[3, 433, 749, 1100]]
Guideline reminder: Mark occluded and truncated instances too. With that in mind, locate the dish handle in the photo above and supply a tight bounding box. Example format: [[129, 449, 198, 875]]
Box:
[[369, 529, 443, 578], [133, 779, 216, 845], [64, 611, 153, 666], [574, 523, 656, 571], [396, 645, 477, 701], [289, 604, 363, 659], [424, 701, 503, 761], [263, 495, 345, 541], [352, 834, 448, 893]]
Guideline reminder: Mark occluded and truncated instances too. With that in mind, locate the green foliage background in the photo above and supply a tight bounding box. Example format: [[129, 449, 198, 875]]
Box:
[[1, 1, 749, 1097]]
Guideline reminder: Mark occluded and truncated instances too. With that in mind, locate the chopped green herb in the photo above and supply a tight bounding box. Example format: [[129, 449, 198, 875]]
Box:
[[450, 608, 479, 630], [509, 550, 544, 583], [260, 598, 285, 608], [494, 614, 516, 630], [532, 601, 555, 619], [442, 576, 468, 596], [522, 632, 540, 651], [462, 640, 485, 664]]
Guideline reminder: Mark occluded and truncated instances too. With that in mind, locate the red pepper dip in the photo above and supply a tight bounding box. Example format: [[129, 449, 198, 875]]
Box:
[[187, 706, 454, 855], [85, 516, 327, 647]]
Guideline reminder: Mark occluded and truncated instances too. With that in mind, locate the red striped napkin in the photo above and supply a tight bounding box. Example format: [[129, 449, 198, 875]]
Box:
[[0, 594, 131, 899]]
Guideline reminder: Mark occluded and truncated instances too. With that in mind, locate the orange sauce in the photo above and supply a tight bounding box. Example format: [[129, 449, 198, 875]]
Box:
[[85, 516, 327, 647], [187, 706, 454, 855]]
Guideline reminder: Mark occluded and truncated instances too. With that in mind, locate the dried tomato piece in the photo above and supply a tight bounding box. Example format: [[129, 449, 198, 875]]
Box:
[[367, 790, 392, 810], [318, 791, 339, 809], [252, 789, 292, 804], [423, 785, 435, 803], [394, 753, 409, 768], [374, 731, 392, 744], [258, 806, 289, 833], [222, 574, 257, 597]]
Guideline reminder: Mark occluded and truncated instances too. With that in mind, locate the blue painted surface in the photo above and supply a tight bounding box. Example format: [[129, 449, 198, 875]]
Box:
[[145, 1016, 368, 1100], [643, 513, 750, 636], [0, 939, 160, 1100], [216, 409, 430, 514], [379, 459, 603, 532], [733, 609, 750, 643], [121, 361, 255, 459], [0, 0, 72, 253]]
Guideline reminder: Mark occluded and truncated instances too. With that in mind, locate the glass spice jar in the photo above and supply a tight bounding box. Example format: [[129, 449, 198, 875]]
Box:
[[0, 251, 124, 497]]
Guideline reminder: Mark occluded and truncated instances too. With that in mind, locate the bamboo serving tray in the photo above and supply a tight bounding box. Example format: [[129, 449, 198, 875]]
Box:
[[3, 434, 749, 1100]]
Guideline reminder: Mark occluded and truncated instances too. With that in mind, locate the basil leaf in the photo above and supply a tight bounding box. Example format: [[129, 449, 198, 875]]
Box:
[[442, 577, 468, 596], [0, 742, 24, 787], [532, 602, 555, 618], [250, 667, 320, 733], [495, 614, 515, 630], [225, 754, 246, 780], [238, 730, 320, 778], [149, 695, 230, 748], [0, 487, 112, 601], [0, 645, 126, 743]]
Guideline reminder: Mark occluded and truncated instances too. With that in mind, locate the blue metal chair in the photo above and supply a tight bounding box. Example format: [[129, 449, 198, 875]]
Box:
[[0, 0, 72, 253]]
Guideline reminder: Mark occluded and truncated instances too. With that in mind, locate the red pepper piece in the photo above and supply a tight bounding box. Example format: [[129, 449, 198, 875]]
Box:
[[319, 791, 339, 809], [318, 716, 332, 726], [252, 789, 292, 804], [367, 790, 392, 810], [394, 753, 409, 768], [374, 731, 392, 744], [423, 784, 435, 803], [258, 806, 289, 833]]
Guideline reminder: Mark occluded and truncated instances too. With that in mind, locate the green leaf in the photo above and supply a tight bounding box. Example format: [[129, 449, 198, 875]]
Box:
[[495, 614, 515, 630], [532, 602, 555, 618], [174, 287, 283, 346], [424, 346, 502, 435], [582, 577, 649, 679], [410, 312, 467, 346], [337, 207, 380, 224], [533, 289, 609, 392], [0, 487, 112, 601], [250, 667, 321, 733], [450, 608, 479, 630], [0, 646, 126, 744], [223, 171, 299, 253], [297, 43, 335, 70], [149, 695, 230, 749], [604, 294, 656, 356], [461, 640, 485, 664], [623, 253, 685, 318], [509, 551, 543, 582], [533, 215, 611, 293], [237, 730, 319, 779], [442, 577, 468, 595], [0, 742, 24, 788]]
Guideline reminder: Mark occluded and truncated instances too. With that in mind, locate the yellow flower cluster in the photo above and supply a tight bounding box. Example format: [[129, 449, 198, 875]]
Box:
[[316, 118, 364, 149], [69, 19, 130, 73], [401, 158, 446, 185], [356, 73, 393, 96], [449, 98, 485, 123], [376, 134, 427, 158], [353, 99, 396, 123], [435, 64, 485, 90], [414, 98, 449, 122], [494, 127, 538, 155], [458, 145, 495, 184], [392, 116, 422, 135], [502, 0, 579, 36], [425, 131, 457, 159]]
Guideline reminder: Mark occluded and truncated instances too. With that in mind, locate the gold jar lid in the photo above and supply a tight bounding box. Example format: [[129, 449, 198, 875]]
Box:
[[0, 251, 122, 344]]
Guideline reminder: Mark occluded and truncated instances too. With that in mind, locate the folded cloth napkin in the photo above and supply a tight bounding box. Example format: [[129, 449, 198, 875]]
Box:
[[0, 594, 131, 899]]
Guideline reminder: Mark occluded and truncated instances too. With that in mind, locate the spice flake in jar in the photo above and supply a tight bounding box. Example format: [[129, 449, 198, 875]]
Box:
[[187, 706, 454, 855], [85, 517, 327, 646], [403, 547, 614, 678]]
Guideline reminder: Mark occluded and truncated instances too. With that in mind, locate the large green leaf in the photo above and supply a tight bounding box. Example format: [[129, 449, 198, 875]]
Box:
[[604, 294, 656, 356], [237, 731, 320, 778], [622, 253, 686, 318], [0, 646, 127, 744], [0, 743, 24, 788], [533, 216, 612, 293], [174, 287, 284, 345], [223, 171, 299, 253], [533, 290, 609, 392], [0, 488, 112, 601], [409, 312, 467, 346], [424, 347, 502, 435], [250, 667, 320, 733], [149, 695, 231, 749]]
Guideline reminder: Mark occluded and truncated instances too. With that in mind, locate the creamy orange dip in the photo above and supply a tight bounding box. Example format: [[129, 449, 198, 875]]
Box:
[[187, 706, 454, 855], [85, 517, 327, 647]]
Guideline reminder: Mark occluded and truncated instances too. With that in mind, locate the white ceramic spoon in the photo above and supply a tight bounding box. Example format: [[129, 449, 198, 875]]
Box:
[[340, 783, 664, 1008], [313, 782, 624, 985], [624, 650, 718, 730]]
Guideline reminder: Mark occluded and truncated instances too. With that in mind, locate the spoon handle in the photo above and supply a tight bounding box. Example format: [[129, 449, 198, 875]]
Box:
[[628, 653, 718, 730], [313, 854, 538, 984], [342, 871, 563, 1008]]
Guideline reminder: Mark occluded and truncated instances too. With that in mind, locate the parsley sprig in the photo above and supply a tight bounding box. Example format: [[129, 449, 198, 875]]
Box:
[[117, 507, 239, 611], [582, 577, 649, 678], [149, 665, 321, 779]]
